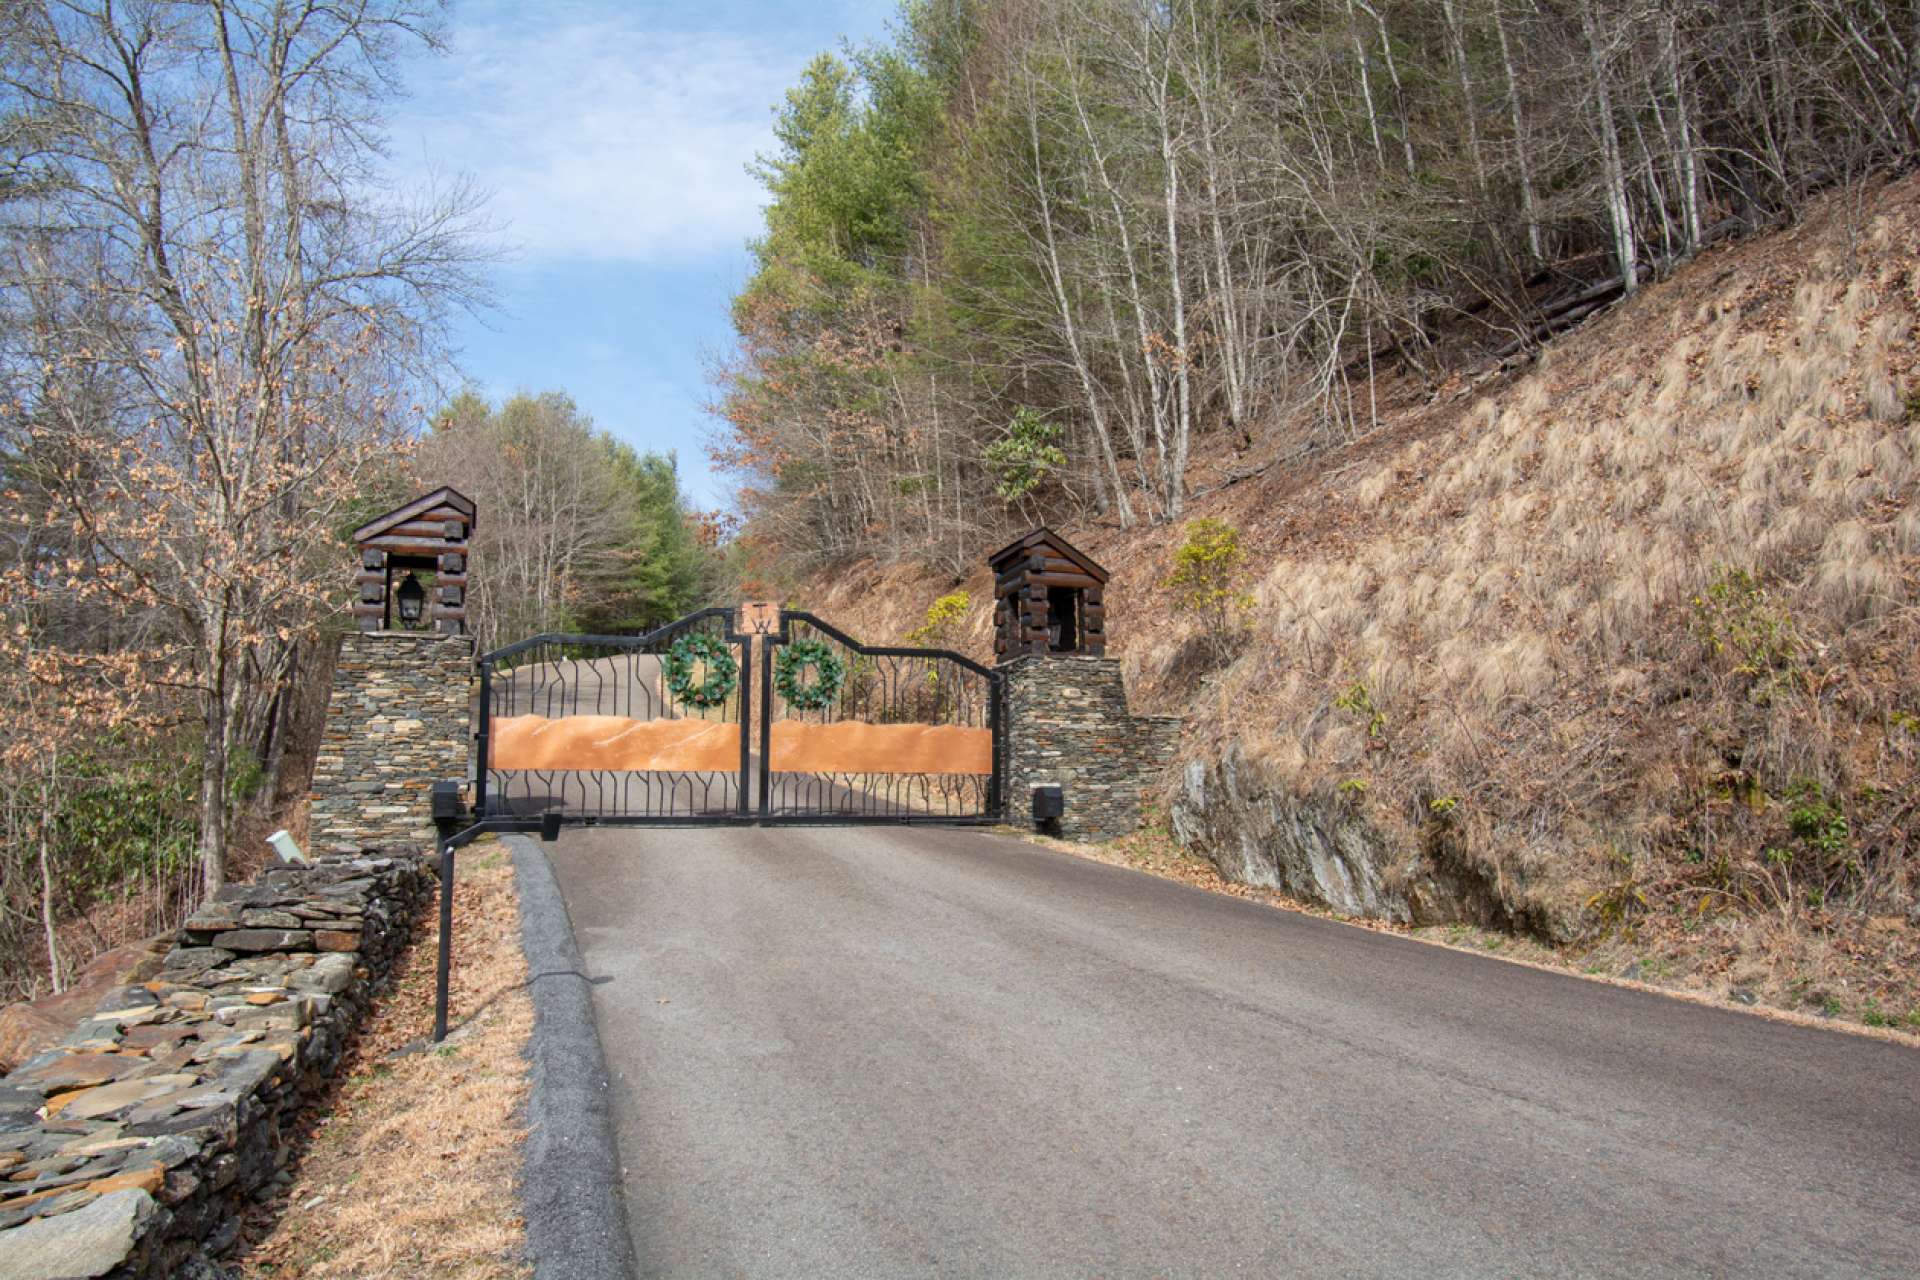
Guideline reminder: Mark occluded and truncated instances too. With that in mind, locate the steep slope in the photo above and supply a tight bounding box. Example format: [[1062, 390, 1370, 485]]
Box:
[[790, 176, 1920, 1026]]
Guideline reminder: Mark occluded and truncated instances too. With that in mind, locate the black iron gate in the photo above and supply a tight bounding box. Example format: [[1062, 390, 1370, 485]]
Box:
[[755, 611, 999, 823], [475, 607, 1001, 826], [476, 608, 752, 823]]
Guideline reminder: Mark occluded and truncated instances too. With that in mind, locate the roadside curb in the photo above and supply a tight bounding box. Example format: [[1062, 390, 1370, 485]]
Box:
[[508, 833, 638, 1280]]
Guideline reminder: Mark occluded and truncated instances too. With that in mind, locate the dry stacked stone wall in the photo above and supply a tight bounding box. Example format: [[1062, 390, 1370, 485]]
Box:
[[308, 631, 472, 854], [0, 850, 431, 1279], [1000, 654, 1181, 841]]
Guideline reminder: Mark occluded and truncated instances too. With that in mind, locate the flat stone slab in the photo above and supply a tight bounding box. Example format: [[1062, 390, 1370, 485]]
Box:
[[14, 1054, 136, 1093], [51, 1077, 193, 1122], [0, 1187, 156, 1279], [287, 955, 355, 995], [209, 929, 311, 953]]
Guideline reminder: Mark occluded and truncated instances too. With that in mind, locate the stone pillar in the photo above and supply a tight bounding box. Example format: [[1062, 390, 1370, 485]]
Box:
[[1000, 654, 1181, 842], [307, 631, 472, 854]]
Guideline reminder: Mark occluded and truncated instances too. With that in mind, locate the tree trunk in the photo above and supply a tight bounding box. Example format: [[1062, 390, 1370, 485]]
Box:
[[1063, 43, 1171, 504], [38, 770, 61, 994], [1581, 0, 1638, 294], [197, 632, 230, 896], [1493, 1, 1543, 263], [1361, 0, 1417, 176], [1026, 82, 1134, 527], [1663, 12, 1703, 251], [1346, 0, 1387, 169], [1442, 0, 1490, 200]]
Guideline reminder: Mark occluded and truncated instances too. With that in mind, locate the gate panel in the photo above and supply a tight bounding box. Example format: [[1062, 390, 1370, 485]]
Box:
[[476, 609, 751, 822], [760, 611, 1001, 823]]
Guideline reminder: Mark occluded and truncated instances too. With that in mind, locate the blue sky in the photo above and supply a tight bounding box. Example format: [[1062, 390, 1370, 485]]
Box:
[[386, 0, 895, 506]]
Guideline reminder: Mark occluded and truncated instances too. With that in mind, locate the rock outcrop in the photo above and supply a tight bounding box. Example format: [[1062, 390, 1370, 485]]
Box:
[[1169, 746, 1527, 931]]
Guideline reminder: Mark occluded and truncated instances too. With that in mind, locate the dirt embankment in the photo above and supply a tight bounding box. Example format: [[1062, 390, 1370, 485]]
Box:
[[783, 175, 1920, 1031]]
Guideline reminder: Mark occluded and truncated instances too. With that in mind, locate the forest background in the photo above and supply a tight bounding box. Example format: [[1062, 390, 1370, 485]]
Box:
[[714, 0, 1920, 1025], [0, 2, 719, 1000], [2, 0, 1918, 1013]]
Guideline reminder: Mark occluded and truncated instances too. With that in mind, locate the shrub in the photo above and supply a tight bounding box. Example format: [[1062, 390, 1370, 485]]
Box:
[[907, 592, 970, 648], [53, 740, 200, 901], [1167, 518, 1255, 642], [982, 408, 1066, 502], [1688, 567, 1801, 699]]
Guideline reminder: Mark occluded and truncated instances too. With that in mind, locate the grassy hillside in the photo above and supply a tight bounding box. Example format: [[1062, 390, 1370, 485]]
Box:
[[790, 176, 1920, 1029]]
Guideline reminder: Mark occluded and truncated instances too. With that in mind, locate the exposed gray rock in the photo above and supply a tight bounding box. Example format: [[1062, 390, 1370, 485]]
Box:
[[159, 948, 234, 977], [1169, 745, 1527, 933], [237, 910, 302, 930], [287, 955, 355, 995], [1171, 749, 1412, 921], [180, 905, 242, 934]]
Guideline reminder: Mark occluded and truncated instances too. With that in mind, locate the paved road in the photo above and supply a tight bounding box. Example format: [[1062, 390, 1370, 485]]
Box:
[[545, 824, 1920, 1278]]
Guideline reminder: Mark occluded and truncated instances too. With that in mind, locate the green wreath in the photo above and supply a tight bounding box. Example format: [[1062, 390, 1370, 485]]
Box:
[[774, 639, 847, 711], [662, 632, 739, 709]]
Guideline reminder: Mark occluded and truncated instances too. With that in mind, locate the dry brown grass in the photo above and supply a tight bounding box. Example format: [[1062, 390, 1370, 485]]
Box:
[[800, 174, 1920, 1031], [236, 843, 532, 1279]]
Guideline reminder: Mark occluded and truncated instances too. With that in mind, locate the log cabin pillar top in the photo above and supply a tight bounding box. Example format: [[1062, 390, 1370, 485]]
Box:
[[988, 527, 1108, 662], [349, 485, 475, 635]]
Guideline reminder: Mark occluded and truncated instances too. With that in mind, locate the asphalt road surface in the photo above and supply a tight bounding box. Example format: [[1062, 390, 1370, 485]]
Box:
[[545, 823, 1920, 1278]]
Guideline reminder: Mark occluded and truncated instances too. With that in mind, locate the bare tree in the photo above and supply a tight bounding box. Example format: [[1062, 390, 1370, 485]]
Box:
[[0, 0, 489, 891]]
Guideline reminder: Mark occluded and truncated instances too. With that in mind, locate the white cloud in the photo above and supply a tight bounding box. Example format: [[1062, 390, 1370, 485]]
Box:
[[389, 2, 819, 264]]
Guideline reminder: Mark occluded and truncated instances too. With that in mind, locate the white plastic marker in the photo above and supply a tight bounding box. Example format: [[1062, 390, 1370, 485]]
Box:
[[267, 829, 310, 866]]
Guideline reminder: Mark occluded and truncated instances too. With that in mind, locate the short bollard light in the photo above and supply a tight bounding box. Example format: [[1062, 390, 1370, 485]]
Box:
[[430, 780, 465, 839], [266, 829, 309, 865]]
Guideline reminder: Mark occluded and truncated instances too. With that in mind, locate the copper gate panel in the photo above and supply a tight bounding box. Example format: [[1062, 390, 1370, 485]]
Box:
[[492, 714, 742, 773], [769, 721, 994, 775]]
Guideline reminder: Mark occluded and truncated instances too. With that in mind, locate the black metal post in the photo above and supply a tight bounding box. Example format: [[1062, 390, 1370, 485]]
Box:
[[736, 633, 753, 818], [473, 659, 493, 819], [431, 815, 553, 1042], [987, 671, 1004, 822], [758, 630, 775, 823], [434, 838, 454, 1041]]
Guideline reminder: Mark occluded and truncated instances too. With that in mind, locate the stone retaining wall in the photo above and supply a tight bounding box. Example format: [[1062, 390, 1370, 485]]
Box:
[[308, 631, 472, 854], [1000, 654, 1182, 841], [0, 850, 432, 1279]]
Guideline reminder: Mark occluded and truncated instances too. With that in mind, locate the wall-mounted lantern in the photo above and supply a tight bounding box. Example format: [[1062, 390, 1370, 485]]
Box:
[[395, 571, 427, 626]]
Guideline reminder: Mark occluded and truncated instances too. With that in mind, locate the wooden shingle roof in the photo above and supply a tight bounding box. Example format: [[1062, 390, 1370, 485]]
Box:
[[351, 486, 477, 544], [986, 527, 1107, 583]]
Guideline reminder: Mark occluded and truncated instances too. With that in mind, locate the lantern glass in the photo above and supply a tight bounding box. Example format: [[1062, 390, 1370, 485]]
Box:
[[396, 571, 426, 626]]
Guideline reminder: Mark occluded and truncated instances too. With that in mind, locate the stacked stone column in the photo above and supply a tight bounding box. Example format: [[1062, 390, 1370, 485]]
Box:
[[307, 632, 472, 854], [999, 654, 1181, 842]]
